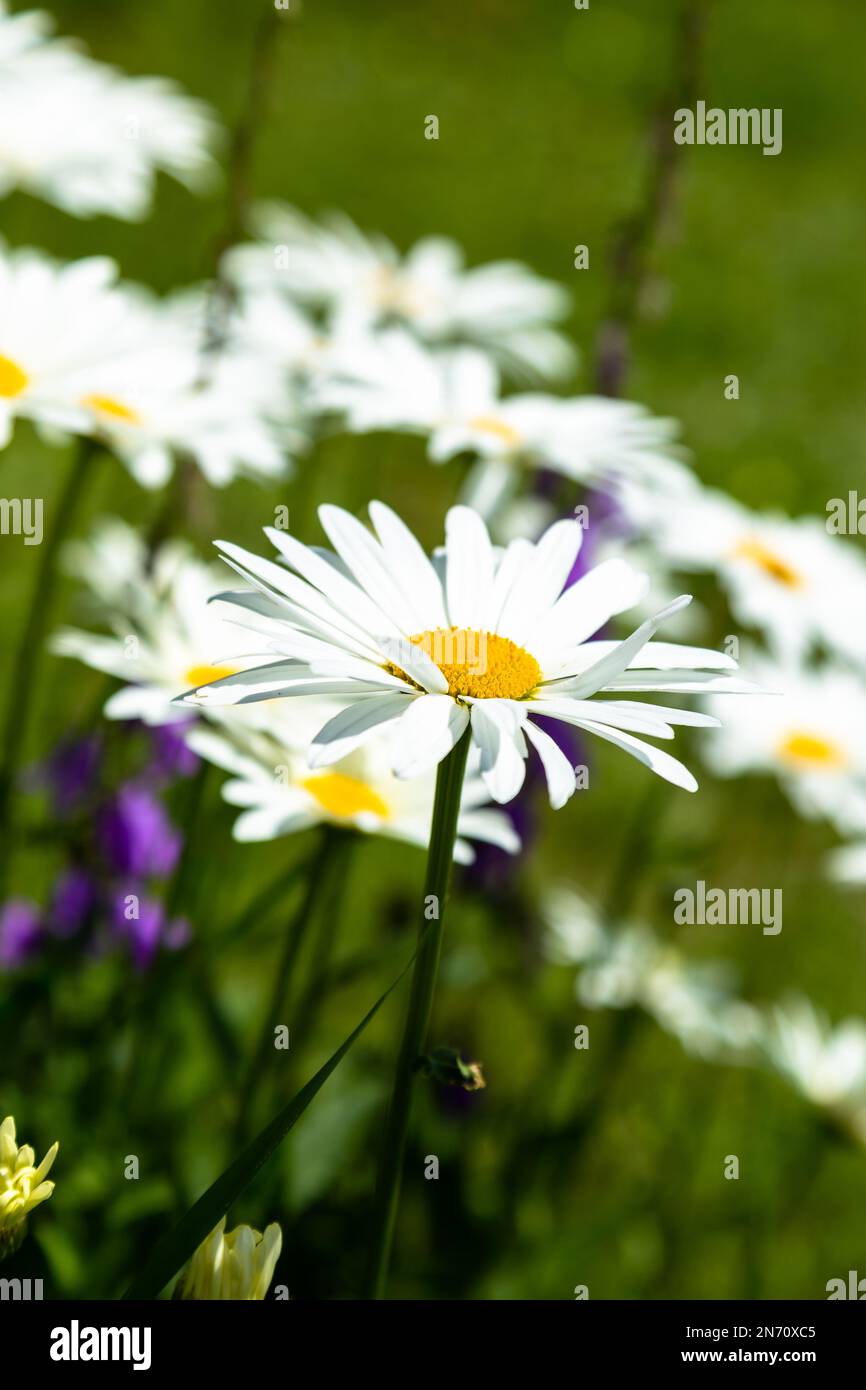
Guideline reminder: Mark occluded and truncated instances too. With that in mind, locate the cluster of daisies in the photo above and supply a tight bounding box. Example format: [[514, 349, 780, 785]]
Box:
[[546, 887, 866, 1148]]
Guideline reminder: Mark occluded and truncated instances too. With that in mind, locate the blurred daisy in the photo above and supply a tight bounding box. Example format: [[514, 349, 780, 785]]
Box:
[[827, 841, 866, 886], [175, 1217, 282, 1300], [228, 204, 576, 382], [318, 332, 688, 515], [186, 701, 519, 862], [759, 997, 866, 1138], [619, 480, 866, 663], [181, 502, 755, 807], [0, 1, 218, 219], [0, 244, 294, 485], [703, 653, 866, 835], [0, 1114, 58, 1253], [544, 887, 761, 1062], [53, 518, 256, 725]]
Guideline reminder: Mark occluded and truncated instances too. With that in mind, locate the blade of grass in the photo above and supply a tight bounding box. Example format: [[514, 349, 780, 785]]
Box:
[[121, 935, 421, 1300]]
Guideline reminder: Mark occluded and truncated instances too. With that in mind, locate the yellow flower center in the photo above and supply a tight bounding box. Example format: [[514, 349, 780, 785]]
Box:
[[81, 393, 141, 426], [184, 663, 240, 689], [777, 731, 846, 769], [732, 537, 803, 588], [468, 416, 524, 448], [0, 354, 29, 398], [391, 627, 541, 700], [301, 771, 390, 821]]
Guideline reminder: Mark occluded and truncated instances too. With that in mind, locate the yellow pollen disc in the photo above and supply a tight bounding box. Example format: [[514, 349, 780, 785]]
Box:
[[0, 354, 29, 398], [301, 772, 390, 821], [81, 393, 141, 426], [732, 537, 803, 588], [185, 663, 240, 689], [468, 416, 524, 448], [391, 627, 541, 700], [777, 731, 847, 770]]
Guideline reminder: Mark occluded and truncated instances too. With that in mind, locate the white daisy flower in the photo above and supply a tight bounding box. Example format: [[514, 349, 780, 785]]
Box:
[[186, 701, 519, 863], [759, 998, 866, 1131], [52, 518, 259, 726], [827, 841, 866, 886], [619, 480, 866, 664], [180, 502, 755, 807], [0, 244, 294, 485], [702, 653, 866, 835], [0, 0, 218, 219], [317, 331, 689, 515], [227, 204, 576, 382]]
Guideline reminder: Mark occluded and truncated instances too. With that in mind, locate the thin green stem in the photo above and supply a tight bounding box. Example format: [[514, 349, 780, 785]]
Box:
[[366, 726, 471, 1299], [0, 438, 100, 892], [231, 827, 334, 1147]]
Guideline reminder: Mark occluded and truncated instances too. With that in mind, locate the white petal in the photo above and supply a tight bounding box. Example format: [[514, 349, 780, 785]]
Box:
[[470, 700, 528, 804], [377, 636, 448, 694], [369, 500, 448, 629], [444, 505, 496, 630], [578, 717, 698, 792], [389, 695, 469, 778], [309, 693, 411, 766], [523, 719, 577, 808], [561, 595, 693, 698], [538, 558, 649, 649]]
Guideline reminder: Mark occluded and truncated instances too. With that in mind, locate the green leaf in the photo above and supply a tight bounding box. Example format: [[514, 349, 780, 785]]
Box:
[[122, 950, 415, 1300]]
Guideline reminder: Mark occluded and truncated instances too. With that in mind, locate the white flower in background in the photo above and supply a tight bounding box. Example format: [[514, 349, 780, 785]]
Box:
[[543, 887, 761, 1062], [187, 700, 520, 862], [0, 247, 142, 448], [227, 203, 576, 382], [759, 998, 866, 1137], [703, 653, 866, 835], [317, 331, 689, 517], [181, 502, 756, 807], [827, 841, 866, 886], [0, 0, 218, 219], [175, 1217, 282, 1300], [0, 1114, 58, 1246], [52, 518, 259, 725], [619, 480, 866, 664], [0, 244, 294, 485]]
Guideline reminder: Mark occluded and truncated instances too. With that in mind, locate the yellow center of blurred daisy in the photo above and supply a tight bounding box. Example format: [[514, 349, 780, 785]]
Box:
[[184, 663, 240, 689], [81, 393, 141, 425], [0, 355, 29, 397], [301, 772, 390, 821], [392, 627, 541, 700], [777, 731, 846, 769], [732, 538, 803, 588], [468, 416, 524, 447]]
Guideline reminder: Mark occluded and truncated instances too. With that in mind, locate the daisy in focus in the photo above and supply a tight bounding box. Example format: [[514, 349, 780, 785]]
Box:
[[186, 701, 520, 862], [180, 502, 755, 806], [0, 0, 218, 219], [0, 1114, 58, 1255], [702, 653, 866, 835], [52, 517, 260, 726], [317, 331, 690, 517], [227, 203, 576, 382], [619, 479, 866, 664]]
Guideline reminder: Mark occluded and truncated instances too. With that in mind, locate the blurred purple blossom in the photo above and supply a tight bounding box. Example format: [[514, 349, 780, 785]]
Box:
[[97, 783, 182, 878], [49, 867, 97, 938], [0, 899, 43, 968], [29, 733, 103, 815], [108, 886, 190, 971], [146, 719, 200, 782]]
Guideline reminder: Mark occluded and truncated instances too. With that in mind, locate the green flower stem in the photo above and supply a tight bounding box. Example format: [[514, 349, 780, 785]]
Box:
[[367, 724, 472, 1299], [0, 438, 100, 894], [231, 826, 336, 1148]]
